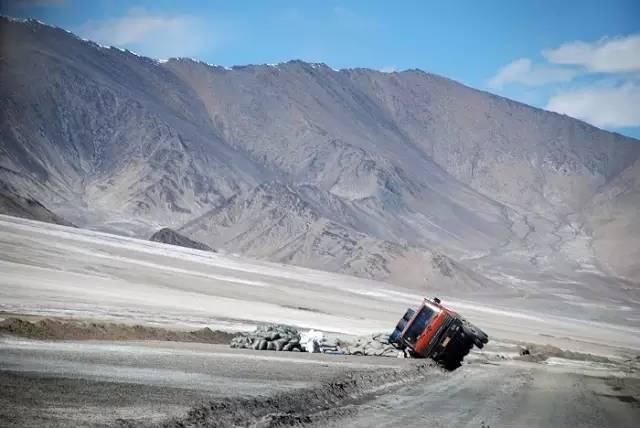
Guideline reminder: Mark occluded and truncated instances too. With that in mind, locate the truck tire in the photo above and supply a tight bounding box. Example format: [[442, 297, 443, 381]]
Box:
[[473, 337, 484, 349], [463, 321, 489, 344], [463, 323, 489, 345], [462, 325, 485, 350]]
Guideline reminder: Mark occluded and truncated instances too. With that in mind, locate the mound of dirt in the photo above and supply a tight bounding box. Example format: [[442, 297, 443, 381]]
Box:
[[0, 317, 234, 344], [516, 343, 612, 364], [116, 361, 441, 427]]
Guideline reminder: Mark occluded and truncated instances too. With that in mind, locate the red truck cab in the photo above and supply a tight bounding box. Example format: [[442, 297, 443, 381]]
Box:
[[389, 298, 488, 369]]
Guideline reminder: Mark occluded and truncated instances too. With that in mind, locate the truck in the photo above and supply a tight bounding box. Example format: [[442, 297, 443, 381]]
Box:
[[388, 297, 488, 369]]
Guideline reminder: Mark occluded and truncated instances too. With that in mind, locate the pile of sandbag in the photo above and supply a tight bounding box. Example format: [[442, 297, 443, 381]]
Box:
[[300, 329, 343, 354], [230, 325, 399, 357], [344, 333, 398, 357], [229, 324, 303, 351]]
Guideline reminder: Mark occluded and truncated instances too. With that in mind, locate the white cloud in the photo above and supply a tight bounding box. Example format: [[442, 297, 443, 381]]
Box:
[[76, 8, 225, 59], [380, 65, 396, 73], [488, 58, 578, 89], [544, 34, 640, 73], [546, 83, 640, 128], [488, 33, 640, 131]]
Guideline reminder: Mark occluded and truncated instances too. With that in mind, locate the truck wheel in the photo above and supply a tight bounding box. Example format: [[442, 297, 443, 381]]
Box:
[[462, 326, 475, 342], [473, 337, 484, 349], [464, 322, 489, 344]]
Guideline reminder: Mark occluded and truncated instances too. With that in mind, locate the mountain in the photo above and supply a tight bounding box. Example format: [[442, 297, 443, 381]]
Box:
[[582, 158, 640, 281], [0, 182, 73, 226], [150, 227, 214, 252], [178, 181, 491, 290], [1, 17, 638, 293], [0, 17, 263, 237]]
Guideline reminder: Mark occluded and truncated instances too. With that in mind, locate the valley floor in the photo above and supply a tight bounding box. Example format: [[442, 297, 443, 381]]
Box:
[[0, 214, 639, 426]]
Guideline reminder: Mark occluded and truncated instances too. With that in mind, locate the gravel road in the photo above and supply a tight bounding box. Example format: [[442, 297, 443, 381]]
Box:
[[327, 360, 640, 428], [0, 337, 424, 427]]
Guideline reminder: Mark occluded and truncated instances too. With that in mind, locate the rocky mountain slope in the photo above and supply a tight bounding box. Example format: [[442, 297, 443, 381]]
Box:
[[1, 17, 638, 291], [582, 158, 640, 281], [0, 183, 73, 226]]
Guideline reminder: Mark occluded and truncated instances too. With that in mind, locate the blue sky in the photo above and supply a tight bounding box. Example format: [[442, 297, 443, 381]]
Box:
[[2, 0, 639, 138]]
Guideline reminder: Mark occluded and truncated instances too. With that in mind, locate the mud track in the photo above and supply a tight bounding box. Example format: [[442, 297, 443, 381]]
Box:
[[119, 362, 441, 428]]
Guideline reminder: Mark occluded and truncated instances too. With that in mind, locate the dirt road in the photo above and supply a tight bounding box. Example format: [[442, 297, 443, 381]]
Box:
[[328, 361, 640, 428], [0, 337, 424, 426], [1, 336, 638, 427]]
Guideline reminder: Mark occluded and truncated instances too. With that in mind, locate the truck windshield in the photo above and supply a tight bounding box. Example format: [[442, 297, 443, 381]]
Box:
[[406, 306, 436, 343]]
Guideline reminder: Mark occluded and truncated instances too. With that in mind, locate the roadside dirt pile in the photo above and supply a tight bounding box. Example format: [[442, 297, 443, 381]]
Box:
[[516, 343, 613, 364], [0, 317, 234, 344]]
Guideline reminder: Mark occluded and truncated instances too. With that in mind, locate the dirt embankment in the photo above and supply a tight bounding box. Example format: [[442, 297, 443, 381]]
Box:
[[116, 361, 442, 428], [0, 317, 234, 344], [515, 343, 613, 364]]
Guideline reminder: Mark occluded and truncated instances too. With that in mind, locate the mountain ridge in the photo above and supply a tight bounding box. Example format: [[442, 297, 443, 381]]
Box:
[[1, 16, 638, 293], [2, 15, 638, 142]]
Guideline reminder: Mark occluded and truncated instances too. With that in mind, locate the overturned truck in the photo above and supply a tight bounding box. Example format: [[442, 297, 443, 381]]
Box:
[[389, 297, 488, 369]]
